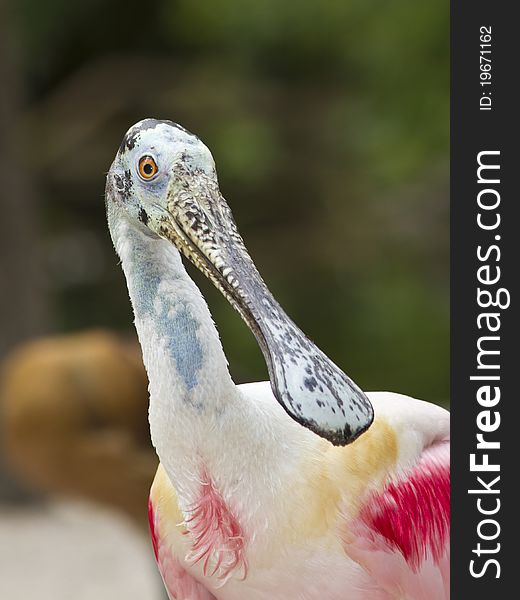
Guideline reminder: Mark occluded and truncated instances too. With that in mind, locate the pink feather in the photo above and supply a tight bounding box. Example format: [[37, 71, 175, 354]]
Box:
[[184, 469, 247, 583], [344, 441, 450, 599]]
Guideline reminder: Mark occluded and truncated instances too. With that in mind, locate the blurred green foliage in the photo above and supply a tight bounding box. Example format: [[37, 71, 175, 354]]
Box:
[[8, 0, 448, 403]]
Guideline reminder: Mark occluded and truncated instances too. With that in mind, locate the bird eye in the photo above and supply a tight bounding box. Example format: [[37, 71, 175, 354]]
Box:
[[138, 155, 158, 180]]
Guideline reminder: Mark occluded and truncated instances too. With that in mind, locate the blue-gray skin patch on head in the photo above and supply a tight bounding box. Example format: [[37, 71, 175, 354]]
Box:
[[108, 118, 216, 243], [119, 118, 196, 155], [113, 119, 214, 205]]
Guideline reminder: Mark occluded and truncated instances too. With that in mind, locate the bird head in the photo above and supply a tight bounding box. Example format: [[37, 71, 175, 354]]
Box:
[[106, 118, 374, 446]]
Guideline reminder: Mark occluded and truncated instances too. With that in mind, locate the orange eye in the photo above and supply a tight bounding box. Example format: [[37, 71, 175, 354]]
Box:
[[138, 155, 158, 180]]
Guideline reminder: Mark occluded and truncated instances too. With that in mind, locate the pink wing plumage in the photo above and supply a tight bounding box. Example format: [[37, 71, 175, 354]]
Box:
[[149, 498, 217, 600], [344, 441, 450, 600]]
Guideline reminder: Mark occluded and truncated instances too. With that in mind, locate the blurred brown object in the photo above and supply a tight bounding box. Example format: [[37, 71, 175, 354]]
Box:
[[0, 330, 157, 528]]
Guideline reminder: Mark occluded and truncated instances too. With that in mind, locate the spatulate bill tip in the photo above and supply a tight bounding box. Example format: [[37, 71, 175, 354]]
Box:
[[289, 410, 374, 447], [267, 341, 374, 445], [272, 379, 374, 446]]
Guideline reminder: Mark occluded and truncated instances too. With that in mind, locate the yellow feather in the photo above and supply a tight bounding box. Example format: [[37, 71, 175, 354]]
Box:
[[281, 417, 397, 545], [149, 416, 397, 554]]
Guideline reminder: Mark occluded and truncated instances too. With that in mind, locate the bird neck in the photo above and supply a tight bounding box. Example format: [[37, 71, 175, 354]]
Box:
[[110, 216, 320, 530], [110, 216, 239, 463]]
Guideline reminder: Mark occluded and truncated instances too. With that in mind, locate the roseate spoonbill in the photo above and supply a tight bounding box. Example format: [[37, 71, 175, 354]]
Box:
[[105, 119, 450, 600]]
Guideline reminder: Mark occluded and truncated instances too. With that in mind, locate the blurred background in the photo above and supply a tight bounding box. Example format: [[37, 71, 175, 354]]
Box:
[[0, 0, 448, 597]]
